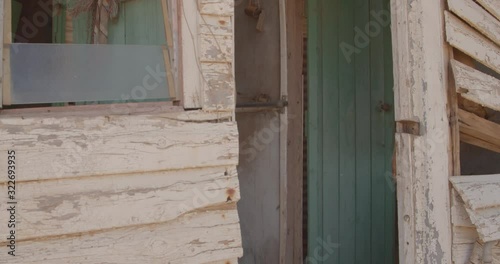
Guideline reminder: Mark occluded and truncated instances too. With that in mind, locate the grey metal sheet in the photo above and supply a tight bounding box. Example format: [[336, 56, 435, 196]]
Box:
[[10, 43, 170, 104]]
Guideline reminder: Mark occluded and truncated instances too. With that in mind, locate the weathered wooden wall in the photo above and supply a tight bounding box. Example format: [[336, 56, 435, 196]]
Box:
[[0, 0, 242, 263], [235, 0, 282, 262], [445, 0, 500, 263]]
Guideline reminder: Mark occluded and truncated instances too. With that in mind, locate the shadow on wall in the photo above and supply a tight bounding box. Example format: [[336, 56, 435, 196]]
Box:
[[461, 110, 500, 175]]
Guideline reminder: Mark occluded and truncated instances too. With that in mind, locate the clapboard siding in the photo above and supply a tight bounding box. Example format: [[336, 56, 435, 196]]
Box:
[[469, 241, 500, 264], [0, 166, 238, 240], [476, 0, 500, 22], [451, 175, 500, 242], [0, 1, 241, 262], [445, 12, 500, 75], [183, 0, 236, 111], [0, 207, 242, 264], [448, 0, 500, 46], [0, 111, 238, 182], [451, 60, 500, 112]]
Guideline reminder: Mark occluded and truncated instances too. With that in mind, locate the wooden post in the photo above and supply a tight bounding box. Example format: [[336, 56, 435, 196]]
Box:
[[281, 0, 304, 263], [391, 0, 453, 263]]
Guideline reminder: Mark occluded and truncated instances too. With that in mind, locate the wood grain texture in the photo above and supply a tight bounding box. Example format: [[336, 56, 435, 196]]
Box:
[[2, 0, 11, 106], [0, 208, 242, 264], [0, 111, 238, 182], [198, 6, 235, 111], [391, 0, 453, 263], [0, 166, 239, 240], [199, 0, 233, 16], [448, 0, 500, 46], [469, 241, 500, 264], [445, 12, 500, 75], [181, 0, 202, 108], [453, 243, 475, 264], [0, 0, 4, 107], [458, 109, 500, 153], [452, 60, 500, 112], [476, 0, 500, 22], [451, 175, 500, 242], [284, 0, 304, 262], [451, 174, 500, 211]]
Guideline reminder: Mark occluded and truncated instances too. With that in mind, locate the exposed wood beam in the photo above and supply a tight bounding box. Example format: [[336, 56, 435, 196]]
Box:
[[391, 0, 453, 262], [283, 0, 304, 262], [458, 109, 500, 153]]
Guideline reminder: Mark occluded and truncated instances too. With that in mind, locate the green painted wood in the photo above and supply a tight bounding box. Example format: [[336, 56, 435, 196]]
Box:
[[68, 0, 167, 105], [306, 0, 323, 261], [71, 0, 166, 45], [307, 0, 395, 263], [12, 0, 23, 39]]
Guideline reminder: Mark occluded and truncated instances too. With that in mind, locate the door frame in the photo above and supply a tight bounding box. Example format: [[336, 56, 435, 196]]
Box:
[[280, 0, 306, 263]]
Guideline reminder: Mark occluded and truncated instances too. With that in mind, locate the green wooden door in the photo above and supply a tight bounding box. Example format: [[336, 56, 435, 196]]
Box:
[[307, 0, 395, 263]]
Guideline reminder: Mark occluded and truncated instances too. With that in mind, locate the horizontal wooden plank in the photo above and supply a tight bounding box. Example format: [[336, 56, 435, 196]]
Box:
[[461, 133, 500, 153], [451, 174, 500, 242], [200, 15, 233, 36], [0, 166, 239, 240], [200, 34, 233, 63], [451, 174, 500, 210], [476, 0, 500, 22], [466, 206, 500, 242], [459, 109, 500, 153], [448, 0, 500, 46], [0, 112, 238, 182], [452, 243, 475, 264], [469, 241, 500, 264], [452, 60, 500, 111], [0, 208, 243, 264], [453, 226, 479, 244], [452, 203, 475, 227], [445, 12, 500, 75], [201, 62, 235, 111], [199, 0, 233, 16]]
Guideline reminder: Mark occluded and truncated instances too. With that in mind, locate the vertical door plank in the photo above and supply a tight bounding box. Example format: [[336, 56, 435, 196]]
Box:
[[370, 0, 388, 262], [321, 0, 341, 261], [338, 0, 356, 262], [306, 0, 323, 262], [354, 0, 372, 262]]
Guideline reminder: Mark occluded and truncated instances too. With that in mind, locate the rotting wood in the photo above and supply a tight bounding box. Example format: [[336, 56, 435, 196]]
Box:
[[476, 0, 500, 22], [458, 109, 500, 153], [445, 12, 500, 75], [0, 111, 238, 182], [448, 0, 500, 46], [0, 209, 242, 264], [0, 166, 239, 240], [391, 0, 453, 262], [452, 60, 500, 112]]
